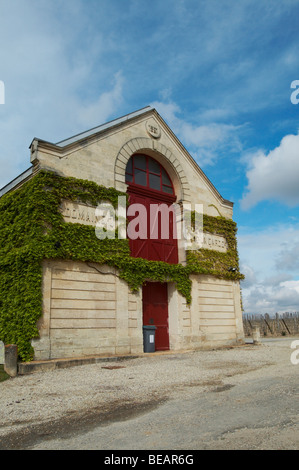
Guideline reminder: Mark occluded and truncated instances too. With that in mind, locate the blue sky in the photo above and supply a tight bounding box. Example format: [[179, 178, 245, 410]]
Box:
[[0, 0, 299, 315]]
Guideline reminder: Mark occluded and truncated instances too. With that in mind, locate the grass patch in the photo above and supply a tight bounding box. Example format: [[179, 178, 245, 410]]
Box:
[[0, 364, 9, 382]]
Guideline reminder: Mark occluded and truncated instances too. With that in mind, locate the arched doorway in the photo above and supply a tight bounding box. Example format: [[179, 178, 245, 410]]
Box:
[[125, 153, 178, 264], [125, 154, 178, 350]]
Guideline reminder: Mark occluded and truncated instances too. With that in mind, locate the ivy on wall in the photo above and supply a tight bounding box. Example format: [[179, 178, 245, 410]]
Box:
[[0, 171, 244, 361], [187, 212, 244, 281]]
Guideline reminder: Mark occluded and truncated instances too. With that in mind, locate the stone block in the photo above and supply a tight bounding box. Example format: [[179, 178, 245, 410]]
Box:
[[0, 341, 4, 364], [4, 344, 18, 377]]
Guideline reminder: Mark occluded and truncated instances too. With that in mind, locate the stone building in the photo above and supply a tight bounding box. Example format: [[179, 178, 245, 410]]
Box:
[[0, 106, 244, 360]]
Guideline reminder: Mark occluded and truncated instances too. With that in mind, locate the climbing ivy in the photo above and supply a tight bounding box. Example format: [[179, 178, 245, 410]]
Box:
[[0, 170, 244, 361], [187, 212, 244, 281]]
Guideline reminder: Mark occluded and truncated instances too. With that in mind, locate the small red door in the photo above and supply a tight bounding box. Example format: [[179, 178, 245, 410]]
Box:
[[142, 282, 169, 350]]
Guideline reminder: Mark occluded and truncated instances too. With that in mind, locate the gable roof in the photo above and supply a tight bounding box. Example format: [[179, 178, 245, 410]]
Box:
[[0, 106, 233, 208], [56, 106, 154, 147]]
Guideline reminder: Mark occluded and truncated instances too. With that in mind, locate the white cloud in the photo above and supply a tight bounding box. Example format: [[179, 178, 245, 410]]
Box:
[[240, 264, 257, 289], [239, 223, 299, 315], [151, 100, 243, 166], [241, 132, 299, 209], [242, 282, 299, 315], [281, 280, 299, 294], [276, 241, 299, 271], [238, 225, 293, 280], [0, 1, 125, 188], [74, 72, 124, 130]]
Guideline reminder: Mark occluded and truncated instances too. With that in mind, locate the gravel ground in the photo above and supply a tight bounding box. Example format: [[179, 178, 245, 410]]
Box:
[[0, 337, 298, 449]]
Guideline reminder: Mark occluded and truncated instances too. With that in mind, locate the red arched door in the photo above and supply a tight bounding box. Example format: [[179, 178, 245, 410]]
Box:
[[125, 154, 178, 351], [125, 154, 178, 264]]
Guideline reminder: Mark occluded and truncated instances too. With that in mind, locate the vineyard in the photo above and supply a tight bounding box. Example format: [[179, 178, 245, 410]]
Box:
[[243, 313, 299, 337]]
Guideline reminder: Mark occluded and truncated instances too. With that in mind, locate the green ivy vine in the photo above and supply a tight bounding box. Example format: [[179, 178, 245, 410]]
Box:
[[0, 170, 244, 361]]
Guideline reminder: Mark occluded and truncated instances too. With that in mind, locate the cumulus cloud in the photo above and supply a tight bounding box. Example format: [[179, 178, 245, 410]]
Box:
[[239, 223, 299, 315], [241, 132, 299, 209], [281, 280, 299, 293], [242, 281, 299, 315]]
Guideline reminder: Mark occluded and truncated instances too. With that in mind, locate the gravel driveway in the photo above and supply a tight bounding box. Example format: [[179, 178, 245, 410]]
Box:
[[0, 337, 298, 450]]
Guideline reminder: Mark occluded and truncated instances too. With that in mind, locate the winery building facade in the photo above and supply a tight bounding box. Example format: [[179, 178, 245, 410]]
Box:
[[0, 107, 244, 361]]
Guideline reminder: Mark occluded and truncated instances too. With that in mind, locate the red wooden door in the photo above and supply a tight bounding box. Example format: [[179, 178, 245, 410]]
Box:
[[127, 189, 178, 264], [125, 153, 178, 264], [143, 282, 169, 350], [125, 154, 177, 351]]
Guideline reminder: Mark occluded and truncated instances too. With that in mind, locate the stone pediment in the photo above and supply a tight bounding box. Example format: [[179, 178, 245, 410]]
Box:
[[28, 107, 233, 215], [0, 107, 233, 219]]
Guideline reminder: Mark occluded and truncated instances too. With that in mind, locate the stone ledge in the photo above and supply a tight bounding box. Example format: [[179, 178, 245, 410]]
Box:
[[17, 348, 197, 375], [18, 354, 140, 375]]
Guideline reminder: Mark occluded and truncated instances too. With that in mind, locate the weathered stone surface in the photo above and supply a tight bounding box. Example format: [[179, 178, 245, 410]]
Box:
[[0, 341, 4, 364], [4, 344, 18, 377]]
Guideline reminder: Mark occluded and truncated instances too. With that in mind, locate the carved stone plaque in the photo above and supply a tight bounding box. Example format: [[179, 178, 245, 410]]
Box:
[[202, 233, 228, 252], [145, 118, 161, 139], [60, 200, 98, 226]]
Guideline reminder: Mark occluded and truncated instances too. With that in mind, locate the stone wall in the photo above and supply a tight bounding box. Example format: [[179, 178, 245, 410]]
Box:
[[32, 262, 244, 360], [190, 275, 244, 348], [33, 260, 144, 360]]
